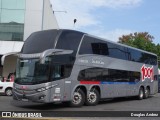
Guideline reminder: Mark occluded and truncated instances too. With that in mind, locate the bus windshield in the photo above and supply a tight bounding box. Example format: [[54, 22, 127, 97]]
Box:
[[15, 58, 50, 85]]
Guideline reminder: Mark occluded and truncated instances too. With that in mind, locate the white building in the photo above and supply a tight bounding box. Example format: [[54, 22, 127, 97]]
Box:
[[0, 0, 59, 77]]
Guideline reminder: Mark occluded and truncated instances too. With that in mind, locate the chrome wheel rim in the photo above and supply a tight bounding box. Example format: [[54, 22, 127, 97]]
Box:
[[88, 92, 97, 103], [72, 92, 82, 105], [140, 89, 143, 99], [145, 89, 149, 98], [6, 89, 12, 96]]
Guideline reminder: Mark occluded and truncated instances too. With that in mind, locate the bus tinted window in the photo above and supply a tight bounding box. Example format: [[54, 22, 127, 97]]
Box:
[[56, 30, 83, 55], [92, 43, 109, 55], [129, 48, 157, 65], [51, 64, 72, 81], [79, 36, 109, 55], [108, 43, 129, 60], [22, 30, 59, 54], [78, 68, 140, 82], [79, 36, 93, 54], [50, 55, 74, 81], [79, 36, 157, 65]]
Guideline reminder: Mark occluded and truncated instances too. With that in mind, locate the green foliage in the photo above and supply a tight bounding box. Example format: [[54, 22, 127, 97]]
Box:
[[118, 32, 160, 62]]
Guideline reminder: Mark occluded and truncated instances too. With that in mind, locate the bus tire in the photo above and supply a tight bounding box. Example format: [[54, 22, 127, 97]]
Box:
[[144, 87, 150, 99], [5, 88, 12, 96], [85, 89, 100, 106], [138, 87, 144, 100], [70, 89, 85, 107]]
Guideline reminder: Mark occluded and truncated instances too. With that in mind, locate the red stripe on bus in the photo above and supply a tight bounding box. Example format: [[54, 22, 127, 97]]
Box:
[[80, 81, 100, 84]]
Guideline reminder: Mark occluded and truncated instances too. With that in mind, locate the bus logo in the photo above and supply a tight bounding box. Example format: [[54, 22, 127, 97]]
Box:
[[92, 57, 104, 65], [141, 64, 154, 82]]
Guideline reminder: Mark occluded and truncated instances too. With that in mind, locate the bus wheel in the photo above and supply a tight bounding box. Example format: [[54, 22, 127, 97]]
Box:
[[144, 87, 150, 99], [138, 87, 144, 100], [70, 89, 85, 107], [85, 89, 100, 106], [5, 88, 12, 96]]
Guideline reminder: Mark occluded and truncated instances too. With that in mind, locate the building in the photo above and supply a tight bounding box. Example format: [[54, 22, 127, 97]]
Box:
[[0, 0, 59, 78]]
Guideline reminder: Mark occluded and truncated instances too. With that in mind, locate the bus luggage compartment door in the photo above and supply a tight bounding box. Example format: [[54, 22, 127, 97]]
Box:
[[50, 80, 65, 102]]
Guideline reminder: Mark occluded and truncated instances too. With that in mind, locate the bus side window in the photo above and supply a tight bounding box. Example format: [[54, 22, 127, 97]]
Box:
[[52, 65, 62, 80]]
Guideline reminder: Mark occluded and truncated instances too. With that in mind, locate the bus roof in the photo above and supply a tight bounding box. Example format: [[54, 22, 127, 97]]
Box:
[[23, 29, 157, 57]]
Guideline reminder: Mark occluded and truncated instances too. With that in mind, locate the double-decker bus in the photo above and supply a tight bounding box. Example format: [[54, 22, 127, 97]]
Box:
[[2, 29, 158, 107]]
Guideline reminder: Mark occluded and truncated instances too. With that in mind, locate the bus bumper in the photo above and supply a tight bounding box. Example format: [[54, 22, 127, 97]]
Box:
[[12, 89, 50, 103]]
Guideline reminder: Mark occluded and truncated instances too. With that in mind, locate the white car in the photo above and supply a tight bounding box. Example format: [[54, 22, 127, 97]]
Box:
[[0, 78, 13, 96]]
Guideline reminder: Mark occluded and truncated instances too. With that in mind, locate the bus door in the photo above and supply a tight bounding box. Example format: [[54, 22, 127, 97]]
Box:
[[63, 78, 72, 101], [50, 64, 65, 102]]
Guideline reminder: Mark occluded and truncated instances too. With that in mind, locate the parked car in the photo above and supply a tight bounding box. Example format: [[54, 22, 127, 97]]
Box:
[[0, 75, 14, 96]]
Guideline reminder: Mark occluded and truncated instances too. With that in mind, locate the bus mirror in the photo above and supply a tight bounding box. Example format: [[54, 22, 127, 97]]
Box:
[[40, 49, 73, 64], [1, 52, 19, 66]]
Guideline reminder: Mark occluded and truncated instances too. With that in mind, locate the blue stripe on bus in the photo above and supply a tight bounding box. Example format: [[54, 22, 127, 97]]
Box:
[[100, 82, 138, 85]]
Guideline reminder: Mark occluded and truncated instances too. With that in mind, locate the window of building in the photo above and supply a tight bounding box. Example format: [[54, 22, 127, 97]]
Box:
[[0, 0, 25, 41]]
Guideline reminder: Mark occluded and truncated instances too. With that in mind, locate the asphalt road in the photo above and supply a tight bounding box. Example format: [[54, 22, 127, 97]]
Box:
[[0, 94, 160, 111], [0, 94, 160, 119]]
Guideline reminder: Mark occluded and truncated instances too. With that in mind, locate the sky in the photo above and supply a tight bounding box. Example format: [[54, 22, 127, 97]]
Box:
[[50, 0, 160, 44]]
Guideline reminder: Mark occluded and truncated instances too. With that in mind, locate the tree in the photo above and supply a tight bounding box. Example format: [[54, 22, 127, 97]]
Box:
[[118, 32, 160, 61], [119, 32, 155, 52]]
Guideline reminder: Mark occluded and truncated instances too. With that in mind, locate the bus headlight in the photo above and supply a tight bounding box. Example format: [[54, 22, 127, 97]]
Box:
[[39, 95, 46, 100], [36, 87, 46, 92], [36, 84, 58, 92]]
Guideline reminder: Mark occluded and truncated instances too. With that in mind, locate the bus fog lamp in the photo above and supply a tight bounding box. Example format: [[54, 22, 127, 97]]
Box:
[[39, 95, 45, 100]]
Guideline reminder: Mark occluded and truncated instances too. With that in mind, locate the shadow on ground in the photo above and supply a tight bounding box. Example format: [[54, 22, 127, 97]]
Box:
[[10, 95, 154, 111]]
